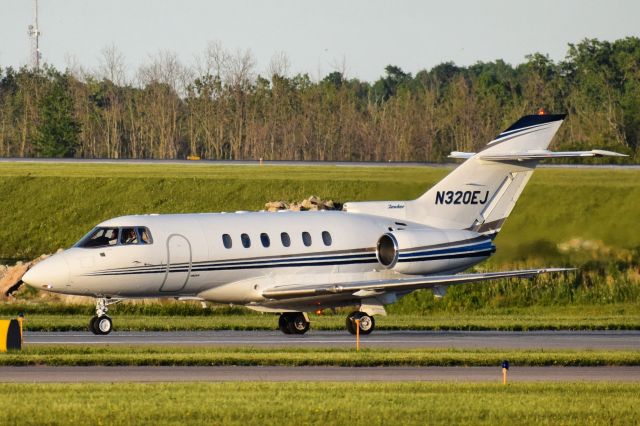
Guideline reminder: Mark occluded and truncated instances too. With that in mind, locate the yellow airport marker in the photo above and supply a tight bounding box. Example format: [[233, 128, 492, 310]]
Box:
[[355, 319, 360, 352], [17, 313, 24, 345], [0, 319, 22, 352], [502, 360, 509, 384]]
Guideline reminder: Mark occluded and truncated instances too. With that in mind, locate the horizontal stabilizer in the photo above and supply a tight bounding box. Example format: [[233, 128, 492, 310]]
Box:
[[449, 151, 475, 159], [480, 149, 627, 161], [261, 268, 573, 300], [449, 149, 627, 161]]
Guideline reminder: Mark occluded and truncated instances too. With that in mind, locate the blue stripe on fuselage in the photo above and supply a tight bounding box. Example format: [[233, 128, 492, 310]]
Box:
[[399, 241, 494, 259], [83, 243, 494, 277]]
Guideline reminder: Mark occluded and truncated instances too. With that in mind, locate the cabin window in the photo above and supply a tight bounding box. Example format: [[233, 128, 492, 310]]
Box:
[[302, 231, 312, 247], [222, 234, 232, 249], [120, 228, 138, 245], [260, 233, 270, 248], [241, 233, 251, 248], [322, 231, 332, 246], [78, 227, 119, 248], [281, 232, 291, 247]]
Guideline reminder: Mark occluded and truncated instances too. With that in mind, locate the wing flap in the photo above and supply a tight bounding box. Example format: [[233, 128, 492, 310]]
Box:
[[261, 268, 573, 300]]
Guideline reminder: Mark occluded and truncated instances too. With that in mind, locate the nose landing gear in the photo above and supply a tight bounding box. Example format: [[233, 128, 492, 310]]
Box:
[[90, 298, 122, 335], [90, 315, 112, 335]]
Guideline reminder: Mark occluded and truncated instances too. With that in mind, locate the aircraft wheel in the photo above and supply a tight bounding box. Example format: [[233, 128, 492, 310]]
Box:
[[89, 316, 99, 335], [94, 315, 113, 335], [358, 313, 375, 335], [346, 311, 375, 335], [287, 313, 310, 335], [278, 314, 293, 334]]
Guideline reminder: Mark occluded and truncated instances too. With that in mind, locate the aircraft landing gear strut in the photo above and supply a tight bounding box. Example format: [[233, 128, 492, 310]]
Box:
[[90, 298, 122, 335], [346, 311, 375, 335], [278, 312, 310, 335]]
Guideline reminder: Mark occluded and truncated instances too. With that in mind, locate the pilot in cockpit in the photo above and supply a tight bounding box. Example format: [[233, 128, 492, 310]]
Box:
[[122, 228, 138, 245], [106, 228, 119, 246]]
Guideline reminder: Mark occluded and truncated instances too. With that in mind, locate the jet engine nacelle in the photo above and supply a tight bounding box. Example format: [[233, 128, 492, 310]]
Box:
[[376, 228, 494, 275]]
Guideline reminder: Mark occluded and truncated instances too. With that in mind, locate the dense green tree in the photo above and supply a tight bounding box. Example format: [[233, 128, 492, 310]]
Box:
[[33, 73, 80, 157], [1, 37, 639, 161]]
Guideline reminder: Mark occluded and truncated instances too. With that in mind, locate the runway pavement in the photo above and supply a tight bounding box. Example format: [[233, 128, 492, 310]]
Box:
[[25, 330, 640, 350], [2, 366, 640, 383]]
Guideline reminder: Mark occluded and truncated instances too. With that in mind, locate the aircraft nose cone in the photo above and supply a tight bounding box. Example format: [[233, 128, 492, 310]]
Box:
[[22, 253, 70, 290]]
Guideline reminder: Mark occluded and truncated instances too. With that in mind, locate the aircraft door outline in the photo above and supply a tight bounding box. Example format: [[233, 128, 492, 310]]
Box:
[[159, 234, 192, 292]]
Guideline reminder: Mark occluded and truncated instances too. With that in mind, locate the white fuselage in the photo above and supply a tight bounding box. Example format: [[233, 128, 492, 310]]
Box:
[[27, 210, 493, 311]]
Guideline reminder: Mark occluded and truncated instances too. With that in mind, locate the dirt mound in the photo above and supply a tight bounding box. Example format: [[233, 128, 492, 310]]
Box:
[[265, 195, 340, 212]]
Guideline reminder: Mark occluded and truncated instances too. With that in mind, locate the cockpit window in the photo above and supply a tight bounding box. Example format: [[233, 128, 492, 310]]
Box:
[[138, 227, 152, 244], [77, 226, 153, 248], [79, 228, 119, 248], [121, 228, 138, 245]]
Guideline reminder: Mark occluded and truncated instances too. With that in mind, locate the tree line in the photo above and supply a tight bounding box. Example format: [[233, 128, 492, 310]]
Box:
[[0, 38, 639, 161]]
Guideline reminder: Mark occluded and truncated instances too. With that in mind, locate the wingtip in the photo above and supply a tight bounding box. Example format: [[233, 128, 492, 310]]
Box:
[[591, 149, 629, 157], [540, 267, 577, 273]]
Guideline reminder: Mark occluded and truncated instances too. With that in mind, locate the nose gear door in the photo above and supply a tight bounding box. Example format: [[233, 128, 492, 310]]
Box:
[[159, 234, 192, 292]]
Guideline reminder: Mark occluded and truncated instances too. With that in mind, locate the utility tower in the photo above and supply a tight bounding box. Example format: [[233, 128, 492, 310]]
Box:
[[28, 0, 41, 70]]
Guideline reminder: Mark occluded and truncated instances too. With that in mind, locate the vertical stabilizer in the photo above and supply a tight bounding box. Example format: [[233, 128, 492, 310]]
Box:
[[404, 114, 566, 235]]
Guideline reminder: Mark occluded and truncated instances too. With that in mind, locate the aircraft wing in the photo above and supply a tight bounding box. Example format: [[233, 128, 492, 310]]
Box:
[[261, 268, 573, 300]]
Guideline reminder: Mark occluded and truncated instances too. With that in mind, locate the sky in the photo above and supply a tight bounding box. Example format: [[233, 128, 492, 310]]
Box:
[[1, 0, 639, 82]]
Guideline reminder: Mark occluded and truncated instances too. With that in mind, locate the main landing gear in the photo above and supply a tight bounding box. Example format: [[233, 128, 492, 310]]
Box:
[[278, 312, 310, 335], [345, 311, 375, 335], [277, 311, 377, 335], [90, 298, 122, 335]]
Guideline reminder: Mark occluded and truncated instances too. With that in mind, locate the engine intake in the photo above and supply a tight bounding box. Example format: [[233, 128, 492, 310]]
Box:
[[375, 229, 494, 275], [376, 233, 399, 268]]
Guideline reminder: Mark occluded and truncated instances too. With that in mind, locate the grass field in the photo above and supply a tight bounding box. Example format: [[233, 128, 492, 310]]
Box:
[[0, 382, 638, 425], [1, 163, 639, 262], [3, 346, 640, 367], [10, 303, 640, 331]]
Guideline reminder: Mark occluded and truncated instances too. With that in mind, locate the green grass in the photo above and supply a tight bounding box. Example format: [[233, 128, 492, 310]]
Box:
[[13, 303, 640, 331], [0, 382, 638, 425], [3, 346, 640, 367], [1, 163, 639, 262]]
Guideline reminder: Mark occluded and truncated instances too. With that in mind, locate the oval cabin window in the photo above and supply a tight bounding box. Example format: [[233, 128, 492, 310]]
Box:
[[222, 234, 232, 249], [322, 231, 332, 246], [260, 233, 270, 248], [241, 233, 251, 248], [281, 232, 291, 247], [302, 232, 312, 247]]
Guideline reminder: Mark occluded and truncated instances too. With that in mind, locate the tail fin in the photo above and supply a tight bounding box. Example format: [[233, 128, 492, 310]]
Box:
[[406, 114, 567, 235], [343, 113, 625, 235]]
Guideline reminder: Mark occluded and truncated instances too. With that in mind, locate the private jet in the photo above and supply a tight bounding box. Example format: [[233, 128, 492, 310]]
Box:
[[22, 113, 625, 335]]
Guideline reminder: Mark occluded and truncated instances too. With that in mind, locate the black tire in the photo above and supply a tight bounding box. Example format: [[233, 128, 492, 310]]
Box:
[[278, 313, 293, 334], [94, 315, 113, 335], [287, 313, 310, 335], [89, 316, 99, 335], [345, 311, 375, 335]]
